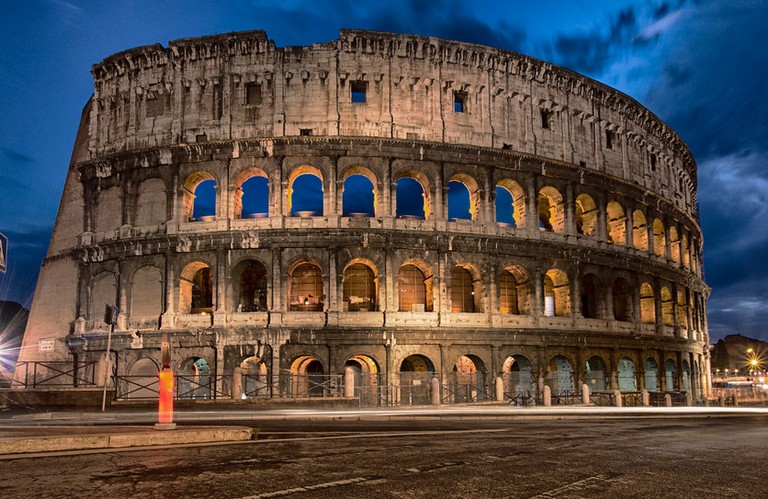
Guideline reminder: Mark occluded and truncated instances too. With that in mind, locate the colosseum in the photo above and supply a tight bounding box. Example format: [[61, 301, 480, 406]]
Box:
[[15, 29, 710, 405]]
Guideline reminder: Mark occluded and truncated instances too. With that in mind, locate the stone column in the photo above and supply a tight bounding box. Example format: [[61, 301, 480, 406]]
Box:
[[564, 183, 575, 235]]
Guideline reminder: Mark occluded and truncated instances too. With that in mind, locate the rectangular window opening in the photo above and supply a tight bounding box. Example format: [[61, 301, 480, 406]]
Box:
[[246, 82, 262, 106], [606, 130, 614, 150], [351, 81, 367, 103], [650, 154, 657, 171], [300, 129, 313, 136], [541, 109, 550, 129], [454, 91, 466, 113]]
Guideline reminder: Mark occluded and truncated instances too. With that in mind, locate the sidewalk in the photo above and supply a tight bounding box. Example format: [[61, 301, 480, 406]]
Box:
[[1, 404, 766, 457]]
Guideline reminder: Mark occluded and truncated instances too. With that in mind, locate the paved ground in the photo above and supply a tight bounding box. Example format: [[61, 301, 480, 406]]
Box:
[[0, 408, 766, 498]]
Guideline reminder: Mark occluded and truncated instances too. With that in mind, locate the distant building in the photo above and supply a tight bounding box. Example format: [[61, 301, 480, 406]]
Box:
[[710, 334, 767, 374], [15, 30, 709, 403]]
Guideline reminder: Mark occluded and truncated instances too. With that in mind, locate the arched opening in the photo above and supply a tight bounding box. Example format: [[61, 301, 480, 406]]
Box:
[[91, 272, 118, 328], [345, 355, 381, 406], [342, 174, 375, 217], [585, 356, 608, 391], [612, 277, 632, 322], [499, 265, 530, 315], [95, 186, 123, 232], [240, 175, 269, 218], [450, 265, 479, 313], [669, 226, 681, 264], [179, 356, 212, 399], [130, 265, 163, 320], [665, 359, 677, 391], [396, 176, 428, 219], [448, 180, 471, 221], [290, 355, 326, 397], [661, 286, 674, 326], [136, 178, 167, 226], [399, 354, 435, 405], [617, 357, 638, 391], [233, 260, 268, 312], [183, 172, 216, 221], [241, 353, 270, 399], [123, 357, 159, 400], [179, 261, 213, 314], [547, 355, 575, 394], [450, 354, 488, 402], [580, 273, 602, 319], [343, 262, 377, 312], [495, 179, 525, 228], [640, 282, 656, 324], [538, 186, 564, 232], [544, 269, 570, 317], [677, 289, 688, 329], [289, 173, 323, 217], [681, 359, 691, 393], [653, 219, 666, 257], [682, 234, 690, 268], [288, 262, 323, 311], [575, 193, 597, 236], [606, 201, 627, 245], [632, 210, 648, 251], [398, 263, 432, 312], [645, 358, 659, 392], [502, 355, 534, 400]]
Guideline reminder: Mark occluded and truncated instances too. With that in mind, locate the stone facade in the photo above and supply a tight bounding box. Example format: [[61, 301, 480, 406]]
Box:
[[17, 30, 709, 401]]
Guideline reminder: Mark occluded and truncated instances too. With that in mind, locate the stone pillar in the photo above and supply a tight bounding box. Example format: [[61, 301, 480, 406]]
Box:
[[596, 193, 609, 242], [581, 383, 590, 404], [664, 393, 672, 407], [543, 385, 551, 407], [614, 390, 622, 407], [231, 367, 243, 399], [641, 389, 649, 406], [495, 376, 504, 401], [526, 176, 538, 231], [344, 366, 356, 398], [430, 376, 441, 405], [328, 249, 337, 312], [564, 183, 575, 235], [625, 208, 634, 248]]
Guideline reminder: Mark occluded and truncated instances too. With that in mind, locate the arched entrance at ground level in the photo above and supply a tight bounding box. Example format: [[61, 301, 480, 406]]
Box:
[[399, 354, 435, 405], [585, 356, 607, 392], [178, 356, 212, 399], [289, 355, 326, 397], [123, 357, 159, 400], [644, 359, 659, 392], [502, 355, 534, 402], [665, 359, 677, 391], [681, 359, 691, 393], [345, 355, 381, 406], [546, 355, 575, 394], [240, 351, 271, 399], [617, 357, 638, 391], [449, 355, 489, 403]]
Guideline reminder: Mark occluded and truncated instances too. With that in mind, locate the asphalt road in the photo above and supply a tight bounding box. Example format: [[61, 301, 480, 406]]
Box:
[[2, 416, 767, 498]]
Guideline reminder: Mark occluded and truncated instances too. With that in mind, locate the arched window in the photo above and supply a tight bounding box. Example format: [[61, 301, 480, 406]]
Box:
[[606, 201, 626, 245], [180, 262, 213, 313], [136, 178, 167, 226], [632, 209, 648, 251], [289, 262, 323, 311], [183, 172, 216, 222], [450, 266, 476, 313], [499, 266, 530, 315], [130, 266, 163, 319], [575, 194, 597, 236], [342, 174, 375, 217], [669, 226, 681, 264], [240, 176, 269, 218], [495, 179, 525, 227], [544, 269, 570, 317], [538, 187, 564, 232], [640, 282, 655, 324], [95, 186, 123, 232], [585, 356, 607, 391], [660, 286, 674, 326], [447, 180, 472, 221], [396, 177, 427, 219], [399, 264, 431, 312], [677, 288, 688, 328], [682, 234, 690, 268], [290, 173, 323, 217], [580, 273, 602, 319], [653, 219, 666, 257], [91, 272, 118, 326], [343, 263, 376, 311], [234, 260, 268, 312], [612, 278, 632, 321]]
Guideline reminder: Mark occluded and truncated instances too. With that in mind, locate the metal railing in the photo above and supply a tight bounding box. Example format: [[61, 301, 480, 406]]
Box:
[[621, 391, 643, 407], [12, 361, 98, 388], [506, 391, 536, 406], [550, 390, 579, 405], [278, 373, 344, 398], [590, 391, 616, 406]]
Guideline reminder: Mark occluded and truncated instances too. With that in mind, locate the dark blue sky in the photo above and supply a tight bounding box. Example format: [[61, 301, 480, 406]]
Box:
[[1, 0, 766, 341]]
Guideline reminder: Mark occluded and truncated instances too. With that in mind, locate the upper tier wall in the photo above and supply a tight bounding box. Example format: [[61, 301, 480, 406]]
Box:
[[89, 29, 697, 215]]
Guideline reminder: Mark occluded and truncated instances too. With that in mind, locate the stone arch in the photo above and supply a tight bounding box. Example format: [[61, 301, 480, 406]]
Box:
[[124, 357, 160, 399], [288, 166, 324, 217], [395, 168, 432, 220], [178, 356, 212, 399], [644, 358, 659, 392], [640, 282, 656, 324], [653, 218, 666, 257], [575, 193, 597, 236], [340, 165, 378, 217], [502, 354, 534, 396], [288, 259, 324, 311], [398, 260, 433, 312], [130, 265, 163, 319], [617, 357, 638, 391], [495, 179, 526, 228], [241, 353, 270, 398], [450, 354, 489, 402], [182, 171, 217, 221], [91, 271, 118, 326], [580, 273, 604, 319], [546, 354, 575, 393], [612, 277, 633, 322], [538, 186, 565, 232], [232, 259, 268, 312], [632, 209, 648, 251], [585, 355, 608, 391], [345, 354, 381, 405], [669, 226, 681, 263], [606, 200, 627, 245], [677, 288, 688, 328], [448, 173, 480, 221], [450, 262, 482, 313], [95, 185, 123, 232], [399, 353, 436, 405], [342, 259, 378, 312], [179, 261, 214, 314], [499, 265, 530, 315], [135, 178, 167, 226], [660, 286, 674, 326], [544, 268, 570, 317], [289, 354, 326, 397], [235, 167, 270, 219]]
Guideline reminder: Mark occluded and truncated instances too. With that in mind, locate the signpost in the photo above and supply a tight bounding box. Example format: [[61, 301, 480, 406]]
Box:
[[101, 305, 118, 412]]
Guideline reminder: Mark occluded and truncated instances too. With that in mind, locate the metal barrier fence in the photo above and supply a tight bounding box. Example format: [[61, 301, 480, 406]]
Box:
[[442, 373, 493, 404], [114, 374, 232, 401], [12, 361, 98, 388], [278, 373, 344, 398], [621, 391, 644, 407], [590, 391, 616, 406], [506, 391, 536, 406], [649, 391, 688, 406], [711, 386, 768, 405], [550, 390, 579, 405]]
